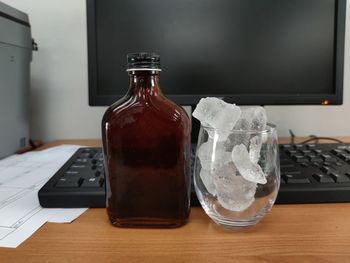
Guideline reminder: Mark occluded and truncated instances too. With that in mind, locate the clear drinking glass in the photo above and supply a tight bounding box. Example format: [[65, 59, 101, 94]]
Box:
[[193, 123, 280, 229]]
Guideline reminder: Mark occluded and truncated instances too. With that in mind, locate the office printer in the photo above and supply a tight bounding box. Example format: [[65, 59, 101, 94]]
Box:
[[0, 1, 35, 158]]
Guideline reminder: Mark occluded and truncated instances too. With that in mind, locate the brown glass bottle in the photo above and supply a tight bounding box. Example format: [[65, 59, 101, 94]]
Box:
[[102, 53, 191, 228]]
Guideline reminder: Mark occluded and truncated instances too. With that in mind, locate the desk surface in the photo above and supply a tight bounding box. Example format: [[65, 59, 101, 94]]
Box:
[[1, 139, 350, 263]]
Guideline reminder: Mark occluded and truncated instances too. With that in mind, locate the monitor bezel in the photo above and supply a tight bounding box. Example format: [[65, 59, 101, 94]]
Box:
[[87, 0, 345, 106]]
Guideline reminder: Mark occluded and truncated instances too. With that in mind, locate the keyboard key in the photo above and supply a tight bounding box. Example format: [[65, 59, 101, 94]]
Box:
[[321, 154, 337, 162], [286, 150, 298, 155], [306, 144, 316, 149], [307, 155, 323, 162], [71, 164, 88, 169], [292, 155, 308, 163], [313, 149, 323, 154], [311, 162, 321, 167], [76, 158, 89, 163], [302, 150, 312, 154], [282, 173, 310, 184], [320, 166, 330, 173], [340, 154, 350, 162], [294, 144, 304, 149], [282, 144, 292, 149], [331, 149, 344, 155], [56, 177, 82, 187], [280, 159, 296, 168], [62, 173, 81, 181], [312, 173, 334, 183], [79, 153, 91, 158], [329, 172, 350, 183], [81, 177, 103, 188], [81, 148, 96, 154], [280, 166, 300, 174], [65, 170, 79, 175]]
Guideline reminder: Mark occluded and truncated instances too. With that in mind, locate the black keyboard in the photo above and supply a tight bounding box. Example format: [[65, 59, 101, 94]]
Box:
[[277, 143, 350, 203], [38, 147, 200, 208], [38, 143, 350, 208], [38, 148, 106, 208]]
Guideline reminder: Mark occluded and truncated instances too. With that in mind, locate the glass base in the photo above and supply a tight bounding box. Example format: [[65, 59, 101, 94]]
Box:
[[198, 193, 276, 229], [209, 214, 263, 229]]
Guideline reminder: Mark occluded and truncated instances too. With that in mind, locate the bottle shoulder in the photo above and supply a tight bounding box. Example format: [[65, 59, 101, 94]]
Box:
[[104, 94, 188, 120], [102, 94, 190, 131], [102, 95, 133, 122]]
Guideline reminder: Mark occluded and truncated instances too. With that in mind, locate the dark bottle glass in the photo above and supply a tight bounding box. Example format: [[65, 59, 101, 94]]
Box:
[[102, 53, 191, 228]]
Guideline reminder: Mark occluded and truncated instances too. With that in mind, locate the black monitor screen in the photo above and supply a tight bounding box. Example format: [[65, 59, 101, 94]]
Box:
[[87, 0, 345, 106]]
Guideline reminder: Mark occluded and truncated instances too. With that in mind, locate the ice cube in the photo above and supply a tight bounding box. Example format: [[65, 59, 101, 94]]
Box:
[[213, 161, 238, 177], [234, 106, 267, 131], [231, 144, 267, 184], [199, 169, 216, 196], [214, 164, 257, 212], [224, 132, 250, 152], [197, 139, 231, 170], [193, 97, 241, 131], [249, 135, 262, 164], [225, 107, 266, 150]]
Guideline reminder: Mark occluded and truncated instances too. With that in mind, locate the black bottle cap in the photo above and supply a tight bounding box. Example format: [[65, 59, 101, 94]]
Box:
[[127, 52, 161, 71]]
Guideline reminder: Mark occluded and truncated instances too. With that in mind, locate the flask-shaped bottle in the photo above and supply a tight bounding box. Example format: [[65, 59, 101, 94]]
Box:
[[102, 53, 191, 228]]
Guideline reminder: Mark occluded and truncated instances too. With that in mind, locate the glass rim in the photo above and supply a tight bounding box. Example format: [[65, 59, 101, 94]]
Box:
[[201, 122, 276, 134]]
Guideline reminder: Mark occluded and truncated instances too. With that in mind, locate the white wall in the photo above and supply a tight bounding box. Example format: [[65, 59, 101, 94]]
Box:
[[2, 0, 105, 142], [3, 0, 350, 142]]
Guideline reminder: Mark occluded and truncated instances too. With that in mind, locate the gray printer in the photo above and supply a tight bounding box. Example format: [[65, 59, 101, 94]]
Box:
[[0, 2, 34, 159]]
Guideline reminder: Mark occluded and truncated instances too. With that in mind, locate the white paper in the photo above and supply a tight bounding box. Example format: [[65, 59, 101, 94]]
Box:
[[0, 145, 89, 248], [46, 208, 87, 223], [0, 209, 50, 248], [2, 168, 54, 188], [0, 190, 40, 227]]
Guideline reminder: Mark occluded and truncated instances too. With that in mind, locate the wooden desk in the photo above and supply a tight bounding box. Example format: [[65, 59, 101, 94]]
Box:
[[1, 139, 350, 262]]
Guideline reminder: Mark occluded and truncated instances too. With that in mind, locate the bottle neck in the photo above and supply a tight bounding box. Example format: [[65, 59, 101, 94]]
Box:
[[127, 70, 162, 97]]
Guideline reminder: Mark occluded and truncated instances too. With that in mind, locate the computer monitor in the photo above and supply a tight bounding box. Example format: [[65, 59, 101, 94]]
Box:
[[87, 0, 345, 108]]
